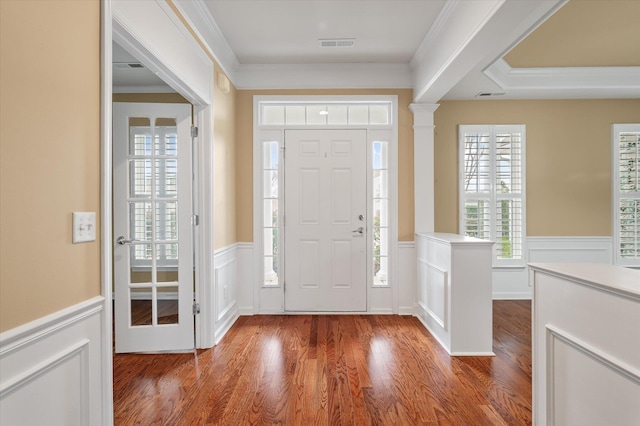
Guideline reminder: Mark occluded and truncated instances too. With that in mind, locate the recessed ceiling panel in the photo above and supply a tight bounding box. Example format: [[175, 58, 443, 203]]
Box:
[[203, 0, 445, 64]]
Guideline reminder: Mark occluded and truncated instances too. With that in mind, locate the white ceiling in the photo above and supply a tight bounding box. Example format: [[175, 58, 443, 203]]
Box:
[[203, 0, 445, 64], [113, 0, 640, 101]]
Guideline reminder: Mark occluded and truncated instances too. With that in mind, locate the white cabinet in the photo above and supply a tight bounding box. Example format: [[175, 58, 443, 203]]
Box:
[[530, 263, 640, 426], [415, 233, 494, 355]]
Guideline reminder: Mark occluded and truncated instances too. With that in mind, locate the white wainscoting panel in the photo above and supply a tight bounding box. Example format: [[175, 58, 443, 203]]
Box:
[[527, 237, 613, 265], [213, 244, 240, 344], [492, 267, 530, 300], [398, 242, 416, 315], [416, 233, 494, 355], [531, 263, 640, 426], [236, 242, 255, 315], [0, 297, 106, 426], [494, 237, 613, 300]]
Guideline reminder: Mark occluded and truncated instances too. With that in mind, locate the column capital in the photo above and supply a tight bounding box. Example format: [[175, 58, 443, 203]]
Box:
[[409, 103, 439, 127]]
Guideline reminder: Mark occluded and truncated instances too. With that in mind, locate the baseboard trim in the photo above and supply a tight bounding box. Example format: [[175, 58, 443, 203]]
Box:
[[492, 292, 532, 300]]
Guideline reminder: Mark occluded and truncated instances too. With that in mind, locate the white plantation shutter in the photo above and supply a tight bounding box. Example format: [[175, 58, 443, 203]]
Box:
[[460, 125, 526, 265], [613, 124, 640, 267]]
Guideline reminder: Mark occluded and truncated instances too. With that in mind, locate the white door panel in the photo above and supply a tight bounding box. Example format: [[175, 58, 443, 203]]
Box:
[[284, 129, 367, 311], [113, 102, 193, 353]]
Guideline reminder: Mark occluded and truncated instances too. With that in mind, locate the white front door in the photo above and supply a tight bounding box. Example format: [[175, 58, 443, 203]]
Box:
[[113, 102, 194, 353], [284, 129, 367, 311]]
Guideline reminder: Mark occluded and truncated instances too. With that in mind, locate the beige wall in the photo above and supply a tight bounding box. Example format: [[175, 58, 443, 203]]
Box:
[[235, 88, 415, 242], [213, 66, 237, 249], [434, 99, 640, 236], [0, 0, 101, 332], [166, 0, 239, 249]]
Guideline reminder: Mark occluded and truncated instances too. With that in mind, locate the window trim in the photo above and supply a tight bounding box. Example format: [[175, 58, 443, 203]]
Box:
[[458, 124, 527, 267], [612, 123, 640, 267]]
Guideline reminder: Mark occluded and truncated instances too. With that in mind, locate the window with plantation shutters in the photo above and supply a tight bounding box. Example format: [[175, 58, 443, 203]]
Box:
[[459, 125, 526, 266], [613, 124, 640, 267]]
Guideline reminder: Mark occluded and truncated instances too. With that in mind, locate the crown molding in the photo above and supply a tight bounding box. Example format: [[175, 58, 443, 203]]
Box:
[[484, 58, 640, 95]]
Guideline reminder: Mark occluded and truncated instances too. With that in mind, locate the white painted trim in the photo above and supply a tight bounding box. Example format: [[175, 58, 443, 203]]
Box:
[[109, 0, 217, 350], [398, 241, 417, 315], [410, 103, 439, 235], [212, 243, 240, 344], [253, 95, 400, 314], [236, 242, 255, 315], [112, 0, 212, 105], [547, 325, 640, 387], [0, 297, 104, 355], [100, 1, 114, 423], [485, 59, 640, 94], [171, 0, 240, 84], [527, 236, 613, 265], [235, 63, 412, 90], [0, 297, 104, 425]]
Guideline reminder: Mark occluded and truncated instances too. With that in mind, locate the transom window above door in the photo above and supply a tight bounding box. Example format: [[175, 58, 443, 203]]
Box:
[[259, 102, 392, 126]]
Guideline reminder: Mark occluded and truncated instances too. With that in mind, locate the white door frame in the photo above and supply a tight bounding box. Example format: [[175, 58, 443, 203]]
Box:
[[102, 0, 215, 422], [252, 95, 399, 314]]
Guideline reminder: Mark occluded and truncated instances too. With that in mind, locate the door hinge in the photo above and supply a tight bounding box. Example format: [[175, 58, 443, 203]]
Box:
[[191, 214, 199, 226], [280, 146, 286, 159], [193, 302, 201, 315], [191, 126, 199, 138]]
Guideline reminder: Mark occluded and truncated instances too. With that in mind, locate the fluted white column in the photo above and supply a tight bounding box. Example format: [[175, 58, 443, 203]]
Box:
[[409, 103, 439, 234]]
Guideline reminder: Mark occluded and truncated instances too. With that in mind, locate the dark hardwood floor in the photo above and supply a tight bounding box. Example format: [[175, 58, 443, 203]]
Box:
[[113, 301, 532, 425]]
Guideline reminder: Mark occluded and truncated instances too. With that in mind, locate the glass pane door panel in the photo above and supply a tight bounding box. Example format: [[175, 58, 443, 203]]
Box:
[[263, 171, 278, 197], [264, 228, 278, 256], [129, 160, 152, 198], [131, 244, 152, 269], [155, 202, 178, 241], [129, 202, 152, 242], [157, 286, 179, 325], [373, 199, 389, 227], [154, 117, 177, 155], [263, 141, 279, 169], [156, 243, 178, 264], [327, 106, 348, 125], [262, 105, 285, 125], [369, 105, 389, 125], [348, 106, 368, 124], [157, 269, 178, 283], [128, 118, 151, 155], [263, 199, 278, 227], [155, 159, 178, 198], [130, 288, 152, 326], [373, 141, 388, 169], [307, 105, 328, 125], [373, 170, 388, 198], [285, 105, 305, 125]]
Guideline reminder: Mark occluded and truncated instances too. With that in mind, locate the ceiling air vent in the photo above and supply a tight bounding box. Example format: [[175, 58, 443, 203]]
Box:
[[113, 62, 146, 69], [475, 92, 506, 97], [319, 38, 356, 48]]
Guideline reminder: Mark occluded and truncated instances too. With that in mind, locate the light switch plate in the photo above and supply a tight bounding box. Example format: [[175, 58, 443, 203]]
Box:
[[73, 212, 96, 243]]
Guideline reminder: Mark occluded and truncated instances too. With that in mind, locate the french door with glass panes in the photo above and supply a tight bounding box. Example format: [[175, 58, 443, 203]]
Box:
[[113, 102, 194, 353]]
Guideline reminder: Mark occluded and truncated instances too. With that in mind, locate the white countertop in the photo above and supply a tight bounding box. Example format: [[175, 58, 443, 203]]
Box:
[[529, 263, 640, 299]]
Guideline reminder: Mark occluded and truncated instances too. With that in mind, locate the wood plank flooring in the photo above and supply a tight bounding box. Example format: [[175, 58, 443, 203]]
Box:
[[113, 301, 532, 425]]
